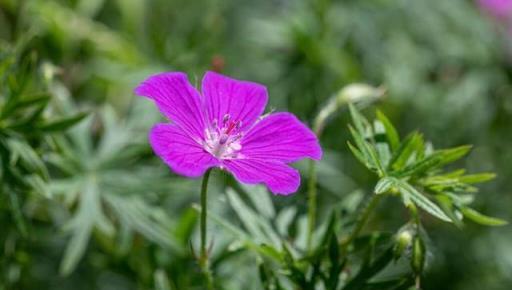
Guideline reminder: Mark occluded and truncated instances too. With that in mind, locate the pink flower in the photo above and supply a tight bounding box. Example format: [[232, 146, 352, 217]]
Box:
[[135, 71, 322, 195], [478, 0, 512, 19]]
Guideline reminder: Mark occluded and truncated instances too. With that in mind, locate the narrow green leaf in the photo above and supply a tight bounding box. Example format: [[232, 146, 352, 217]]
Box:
[[376, 110, 400, 151], [347, 141, 370, 168], [374, 177, 396, 194], [437, 145, 472, 166], [389, 132, 422, 171], [342, 247, 395, 290], [396, 180, 451, 222], [459, 173, 496, 184], [226, 189, 280, 246], [395, 153, 443, 177], [60, 218, 94, 276], [154, 269, 172, 290], [349, 126, 383, 175], [7, 138, 48, 178], [460, 207, 508, 226], [38, 112, 88, 132], [242, 184, 275, 219], [0, 94, 50, 119], [348, 104, 370, 136]]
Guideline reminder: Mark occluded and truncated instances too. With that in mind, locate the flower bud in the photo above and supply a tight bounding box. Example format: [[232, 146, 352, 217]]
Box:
[[313, 83, 385, 135], [411, 236, 426, 275], [394, 224, 415, 259], [336, 83, 386, 104], [394, 229, 413, 260]]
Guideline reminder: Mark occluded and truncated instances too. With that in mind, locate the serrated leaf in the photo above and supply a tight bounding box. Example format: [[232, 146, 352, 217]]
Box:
[[460, 207, 507, 226]]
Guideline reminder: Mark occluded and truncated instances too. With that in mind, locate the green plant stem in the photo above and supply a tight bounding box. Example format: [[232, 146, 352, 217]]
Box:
[[306, 159, 318, 251], [341, 194, 382, 253], [306, 117, 323, 251], [305, 86, 384, 251], [199, 168, 214, 290]]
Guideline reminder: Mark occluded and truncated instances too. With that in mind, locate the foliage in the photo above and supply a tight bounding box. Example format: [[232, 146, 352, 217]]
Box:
[[1, 0, 511, 290]]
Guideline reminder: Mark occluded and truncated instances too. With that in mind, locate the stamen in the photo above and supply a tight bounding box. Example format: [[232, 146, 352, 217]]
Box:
[[225, 121, 237, 135], [204, 116, 243, 160], [219, 135, 229, 145], [222, 114, 230, 124]]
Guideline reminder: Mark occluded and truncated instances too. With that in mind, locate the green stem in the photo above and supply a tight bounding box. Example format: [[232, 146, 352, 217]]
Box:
[[306, 159, 318, 251], [306, 116, 323, 251], [341, 194, 382, 253], [199, 169, 214, 290]]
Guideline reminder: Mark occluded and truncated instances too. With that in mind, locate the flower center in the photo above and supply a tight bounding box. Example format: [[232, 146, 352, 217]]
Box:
[[203, 114, 243, 159]]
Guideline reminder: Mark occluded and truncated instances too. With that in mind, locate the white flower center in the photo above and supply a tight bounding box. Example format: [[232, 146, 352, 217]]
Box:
[[203, 114, 243, 159]]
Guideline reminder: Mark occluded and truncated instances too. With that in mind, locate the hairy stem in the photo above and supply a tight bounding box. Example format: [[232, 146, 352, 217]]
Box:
[[199, 169, 214, 290]]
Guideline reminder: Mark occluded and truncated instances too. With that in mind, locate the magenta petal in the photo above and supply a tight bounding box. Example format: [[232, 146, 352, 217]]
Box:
[[240, 112, 322, 162], [149, 123, 218, 177], [202, 71, 268, 131], [135, 72, 206, 139], [223, 159, 300, 195]]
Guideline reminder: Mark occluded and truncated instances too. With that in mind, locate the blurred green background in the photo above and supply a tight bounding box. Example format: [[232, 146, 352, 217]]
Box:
[[0, 0, 511, 289]]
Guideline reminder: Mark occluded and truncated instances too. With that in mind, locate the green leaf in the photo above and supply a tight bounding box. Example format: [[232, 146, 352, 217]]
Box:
[[349, 104, 370, 136], [395, 152, 443, 177], [60, 182, 100, 275], [460, 207, 508, 226], [6, 138, 48, 178], [105, 194, 180, 251], [342, 246, 395, 290], [396, 180, 451, 222], [376, 110, 400, 151], [38, 112, 88, 132], [349, 126, 383, 175], [226, 189, 280, 247], [348, 141, 370, 168], [0, 94, 50, 119], [154, 269, 172, 290], [374, 177, 396, 194], [459, 173, 496, 184], [242, 184, 275, 219], [437, 145, 472, 166], [388, 132, 423, 171]]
